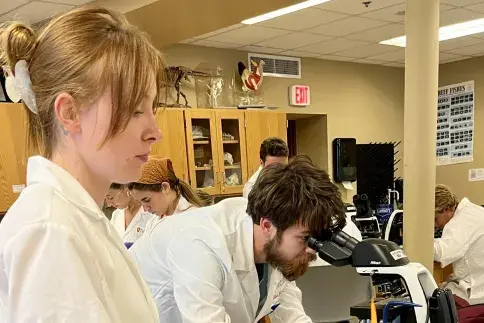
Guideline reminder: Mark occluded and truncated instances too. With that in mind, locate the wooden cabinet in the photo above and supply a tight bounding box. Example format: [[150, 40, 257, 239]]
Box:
[[245, 111, 287, 178], [185, 109, 248, 195], [152, 108, 189, 182], [0, 103, 29, 212]]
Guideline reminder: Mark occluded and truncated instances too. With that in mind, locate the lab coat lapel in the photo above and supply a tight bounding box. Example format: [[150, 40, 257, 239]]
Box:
[[255, 268, 286, 322], [230, 215, 259, 319], [112, 210, 126, 237], [124, 208, 142, 237]]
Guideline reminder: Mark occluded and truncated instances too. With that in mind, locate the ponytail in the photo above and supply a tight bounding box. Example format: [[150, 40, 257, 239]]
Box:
[[177, 180, 204, 208]]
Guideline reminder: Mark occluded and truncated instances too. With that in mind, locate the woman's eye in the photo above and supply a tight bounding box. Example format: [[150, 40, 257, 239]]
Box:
[[134, 110, 144, 116]]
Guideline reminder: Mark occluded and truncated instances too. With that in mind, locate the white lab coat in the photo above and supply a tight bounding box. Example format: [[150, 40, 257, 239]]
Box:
[[110, 207, 154, 243], [0, 156, 158, 323], [129, 197, 311, 323], [143, 195, 195, 233], [434, 198, 484, 304], [243, 166, 262, 198]]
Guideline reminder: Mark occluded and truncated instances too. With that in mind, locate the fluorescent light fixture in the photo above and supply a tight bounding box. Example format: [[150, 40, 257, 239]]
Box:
[[241, 0, 332, 25], [380, 18, 484, 47]]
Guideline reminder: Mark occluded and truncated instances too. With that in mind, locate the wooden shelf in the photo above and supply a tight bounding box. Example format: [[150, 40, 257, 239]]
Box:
[[195, 166, 212, 171], [194, 140, 210, 145], [223, 140, 239, 144], [224, 164, 241, 169]]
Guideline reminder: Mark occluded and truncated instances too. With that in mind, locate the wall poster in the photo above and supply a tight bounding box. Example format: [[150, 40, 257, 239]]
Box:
[[436, 80, 474, 166]]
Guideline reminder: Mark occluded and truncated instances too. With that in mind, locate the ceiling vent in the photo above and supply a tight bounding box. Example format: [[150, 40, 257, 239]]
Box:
[[248, 53, 301, 79]]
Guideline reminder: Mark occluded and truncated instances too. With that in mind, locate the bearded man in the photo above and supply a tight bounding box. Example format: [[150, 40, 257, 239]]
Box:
[[129, 155, 346, 323]]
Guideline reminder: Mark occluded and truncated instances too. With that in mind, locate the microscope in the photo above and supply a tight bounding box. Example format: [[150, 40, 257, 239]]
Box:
[[308, 232, 458, 323]]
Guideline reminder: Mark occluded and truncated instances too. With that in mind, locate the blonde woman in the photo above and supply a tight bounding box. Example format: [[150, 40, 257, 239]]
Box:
[[0, 7, 164, 322], [106, 183, 155, 244], [434, 184, 484, 305]]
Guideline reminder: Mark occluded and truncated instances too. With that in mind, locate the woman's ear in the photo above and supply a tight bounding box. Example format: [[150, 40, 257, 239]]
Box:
[[54, 93, 81, 135], [161, 182, 171, 193]]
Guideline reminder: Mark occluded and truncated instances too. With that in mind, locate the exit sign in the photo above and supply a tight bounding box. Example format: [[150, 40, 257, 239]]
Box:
[[289, 85, 310, 107]]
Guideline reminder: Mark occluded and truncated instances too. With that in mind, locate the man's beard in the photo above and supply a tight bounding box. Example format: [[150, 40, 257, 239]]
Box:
[[264, 234, 317, 281]]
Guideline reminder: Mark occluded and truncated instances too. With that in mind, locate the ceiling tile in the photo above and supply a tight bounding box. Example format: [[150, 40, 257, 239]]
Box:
[[441, 0, 484, 6], [383, 62, 405, 67], [353, 58, 389, 65], [192, 40, 243, 49], [298, 37, 370, 55], [345, 23, 405, 43], [206, 26, 289, 45], [279, 50, 321, 58], [446, 42, 484, 56], [464, 2, 484, 13], [333, 43, 400, 58], [439, 52, 465, 62], [439, 36, 483, 51], [193, 24, 244, 40], [472, 32, 484, 39], [1, 1, 74, 24], [440, 8, 483, 26], [256, 32, 331, 50], [362, 3, 456, 23], [314, 0, 404, 15], [259, 8, 349, 31], [179, 38, 196, 44], [306, 17, 389, 37], [318, 54, 356, 62], [366, 49, 405, 62], [42, 0, 92, 4], [0, 0, 30, 16], [237, 45, 284, 54], [361, 3, 406, 23]]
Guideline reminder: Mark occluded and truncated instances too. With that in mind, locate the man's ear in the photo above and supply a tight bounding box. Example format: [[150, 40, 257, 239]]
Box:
[[260, 218, 274, 238], [54, 93, 81, 135]]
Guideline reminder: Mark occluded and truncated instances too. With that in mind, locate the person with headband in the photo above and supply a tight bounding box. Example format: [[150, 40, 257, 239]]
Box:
[[434, 184, 484, 305], [106, 183, 155, 244], [128, 156, 205, 232], [0, 7, 163, 322]]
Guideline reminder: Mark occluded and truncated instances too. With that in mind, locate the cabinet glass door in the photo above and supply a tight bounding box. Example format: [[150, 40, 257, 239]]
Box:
[[185, 110, 220, 195], [216, 111, 248, 195]]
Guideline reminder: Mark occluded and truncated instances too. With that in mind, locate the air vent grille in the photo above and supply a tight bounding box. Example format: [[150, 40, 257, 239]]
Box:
[[248, 53, 301, 79]]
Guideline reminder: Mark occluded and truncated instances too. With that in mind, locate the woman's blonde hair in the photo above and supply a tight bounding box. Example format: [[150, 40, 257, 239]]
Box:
[[435, 184, 458, 214], [0, 7, 166, 158], [128, 156, 204, 208]]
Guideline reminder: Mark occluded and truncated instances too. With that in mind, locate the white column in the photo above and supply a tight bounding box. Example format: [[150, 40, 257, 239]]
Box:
[[403, 0, 440, 272]]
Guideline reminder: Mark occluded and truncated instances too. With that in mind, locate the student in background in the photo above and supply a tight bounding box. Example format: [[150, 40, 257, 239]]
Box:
[[129, 156, 204, 232], [0, 7, 163, 322], [434, 184, 484, 305], [106, 183, 154, 243], [243, 137, 289, 198]]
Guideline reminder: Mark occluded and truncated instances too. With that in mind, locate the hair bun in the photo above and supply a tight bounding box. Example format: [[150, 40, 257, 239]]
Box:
[[0, 22, 37, 74]]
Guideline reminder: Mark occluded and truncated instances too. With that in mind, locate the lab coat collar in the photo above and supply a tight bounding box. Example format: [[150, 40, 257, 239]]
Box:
[[231, 215, 256, 273], [174, 196, 193, 214], [455, 198, 470, 217], [27, 156, 104, 220]]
